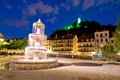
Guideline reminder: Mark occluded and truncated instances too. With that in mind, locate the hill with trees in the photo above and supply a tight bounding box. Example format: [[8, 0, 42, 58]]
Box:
[[50, 20, 116, 38]]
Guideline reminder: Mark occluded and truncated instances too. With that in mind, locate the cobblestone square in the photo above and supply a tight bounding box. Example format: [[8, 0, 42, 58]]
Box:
[[0, 56, 120, 80]]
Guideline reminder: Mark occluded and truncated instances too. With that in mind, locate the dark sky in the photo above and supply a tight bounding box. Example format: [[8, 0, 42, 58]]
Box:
[[0, 0, 120, 39]]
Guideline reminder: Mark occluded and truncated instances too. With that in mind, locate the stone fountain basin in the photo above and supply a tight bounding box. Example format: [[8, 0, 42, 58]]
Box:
[[10, 59, 58, 70]]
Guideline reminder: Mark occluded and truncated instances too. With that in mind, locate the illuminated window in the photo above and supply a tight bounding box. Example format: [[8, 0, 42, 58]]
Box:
[[91, 39, 93, 41], [81, 44, 83, 46]]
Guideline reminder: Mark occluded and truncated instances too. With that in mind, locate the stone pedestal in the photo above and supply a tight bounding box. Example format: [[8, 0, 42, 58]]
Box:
[[10, 59, 58, 70]]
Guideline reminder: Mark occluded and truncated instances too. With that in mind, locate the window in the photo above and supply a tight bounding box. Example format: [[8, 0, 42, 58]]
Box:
[[97, 45, 99, 48], [96, 34, 98, 37], [91, 39, 93, 41], [101, 39, 103, 42], [100, 33, 103, 37], [106, 39, 108, 42], [81, 39, 84, 41], [86, 44, 89, 46], [111, 40, 114, 43], [83, 44, 85, 47], [68, 40, 69, 42], [81, 44, 83, 46], [105, 33, 107, 36], [97, 39, 99, 42], [90, 44, 92, 46]]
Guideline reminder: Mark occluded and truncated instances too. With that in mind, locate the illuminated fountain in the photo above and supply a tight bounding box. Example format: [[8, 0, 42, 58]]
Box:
[[25, 19, 47, 60], [11, 19, 58, 70]]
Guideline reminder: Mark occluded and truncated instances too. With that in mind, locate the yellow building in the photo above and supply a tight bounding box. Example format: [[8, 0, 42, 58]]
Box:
[[0, 33, 5, 42], [42, 30, 114, 56], [78, 34, 95, 52], [42, 34, 78, 55], [42, 37, 52, 50]]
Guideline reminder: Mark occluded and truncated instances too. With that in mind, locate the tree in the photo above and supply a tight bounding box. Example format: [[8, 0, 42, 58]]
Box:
[[8, 38, 27, 49], [0, 42, 9, 50], [101, 42, 114, 59], [113, 16, 120, 53], [50, 20, 115, 38]]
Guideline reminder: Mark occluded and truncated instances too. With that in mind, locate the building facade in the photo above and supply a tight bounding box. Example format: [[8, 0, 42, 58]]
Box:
[[78, 34, 95, 52], [42, 34, 78, 55], [94, 31, 114, 54], [42, 30, 114, 56], [0, 33, 5, 42]]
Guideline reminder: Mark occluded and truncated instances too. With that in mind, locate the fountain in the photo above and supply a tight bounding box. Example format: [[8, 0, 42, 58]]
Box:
[[10, 19, 58, 70]]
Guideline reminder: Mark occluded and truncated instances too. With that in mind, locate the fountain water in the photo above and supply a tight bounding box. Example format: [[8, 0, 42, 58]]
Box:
[[25, 19, 47, 60], [10, 19, 58, 70]]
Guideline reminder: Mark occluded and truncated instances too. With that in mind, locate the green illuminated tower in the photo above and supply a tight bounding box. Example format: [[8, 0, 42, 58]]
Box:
[[77, 16, 81, 28], [77, 17, 81, 24]]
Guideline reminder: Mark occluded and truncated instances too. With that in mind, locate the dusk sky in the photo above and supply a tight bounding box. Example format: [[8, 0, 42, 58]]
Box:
[[0, 0, 120, 39]]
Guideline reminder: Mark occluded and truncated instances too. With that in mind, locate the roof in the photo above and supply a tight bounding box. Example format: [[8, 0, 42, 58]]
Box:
[[48, 34, 76, 40], [78, 34, 94, 42]]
